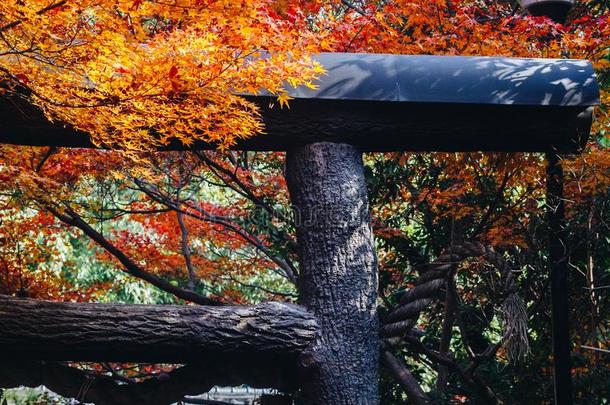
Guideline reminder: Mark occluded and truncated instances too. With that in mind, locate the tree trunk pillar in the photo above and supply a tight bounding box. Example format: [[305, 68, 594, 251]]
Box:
[[286, 143, 379, 404]]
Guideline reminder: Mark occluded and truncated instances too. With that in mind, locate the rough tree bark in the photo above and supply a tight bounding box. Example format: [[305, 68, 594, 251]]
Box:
[[0, 295, 316, 363], [286, 142, 379, 404]]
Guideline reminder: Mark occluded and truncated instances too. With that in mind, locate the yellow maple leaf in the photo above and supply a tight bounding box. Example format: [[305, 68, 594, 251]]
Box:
[[277, 92, 292, 109]]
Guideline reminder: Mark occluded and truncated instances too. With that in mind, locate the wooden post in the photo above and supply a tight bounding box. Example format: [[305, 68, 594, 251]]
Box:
[[546, 152, 573, 405]]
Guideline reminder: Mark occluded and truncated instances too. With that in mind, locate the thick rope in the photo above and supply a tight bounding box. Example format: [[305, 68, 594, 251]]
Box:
[[382, 242, 529, 362]]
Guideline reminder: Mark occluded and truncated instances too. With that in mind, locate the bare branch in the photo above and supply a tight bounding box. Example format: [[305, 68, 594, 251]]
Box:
[[46, 204, 221, 306], [177, 210, 196, 290], [135, 179, 298, 284], [0, 1, 68, 33], [382, 351, 429, 404]]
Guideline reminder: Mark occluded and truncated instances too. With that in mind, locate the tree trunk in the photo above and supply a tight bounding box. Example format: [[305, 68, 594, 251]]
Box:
[[286, 143, 379, 404], [0, 295, 316, 363]]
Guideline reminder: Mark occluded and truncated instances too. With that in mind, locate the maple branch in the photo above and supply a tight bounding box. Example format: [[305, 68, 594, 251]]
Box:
[[471, 169, 512, 237], [195, 152, 299, 264], [35, 146, 58, 172], [0, 67, 125, 109], [381, 241, 527, 402], [340, 0, 368, 16], [402, 334, 499, 404], [223, 274, 298, 298], [46, 205, 221, 306], [0, 1, 68, 33], [135, 179, 298, 284], [382, 350, 429, 404], [177, 210, 196, 290], [94, 206, 173, 221], [437, 272, 457, 392], [196, 151, 293, 226]]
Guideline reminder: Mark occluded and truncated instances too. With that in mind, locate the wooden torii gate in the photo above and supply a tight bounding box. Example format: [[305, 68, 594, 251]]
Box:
[[0, 52, 600, 405]]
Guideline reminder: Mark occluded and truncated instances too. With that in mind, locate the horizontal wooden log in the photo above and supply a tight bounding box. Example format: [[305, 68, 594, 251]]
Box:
[[0, 295, 317, 363]]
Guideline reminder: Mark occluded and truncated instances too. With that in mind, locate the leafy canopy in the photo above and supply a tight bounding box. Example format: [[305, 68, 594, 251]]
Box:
[[0, 0, 323, 151]]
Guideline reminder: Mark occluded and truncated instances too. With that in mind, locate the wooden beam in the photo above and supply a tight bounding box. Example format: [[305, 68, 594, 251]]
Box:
[[0, 95, 595, 153], [0, 53, 599, 153]]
